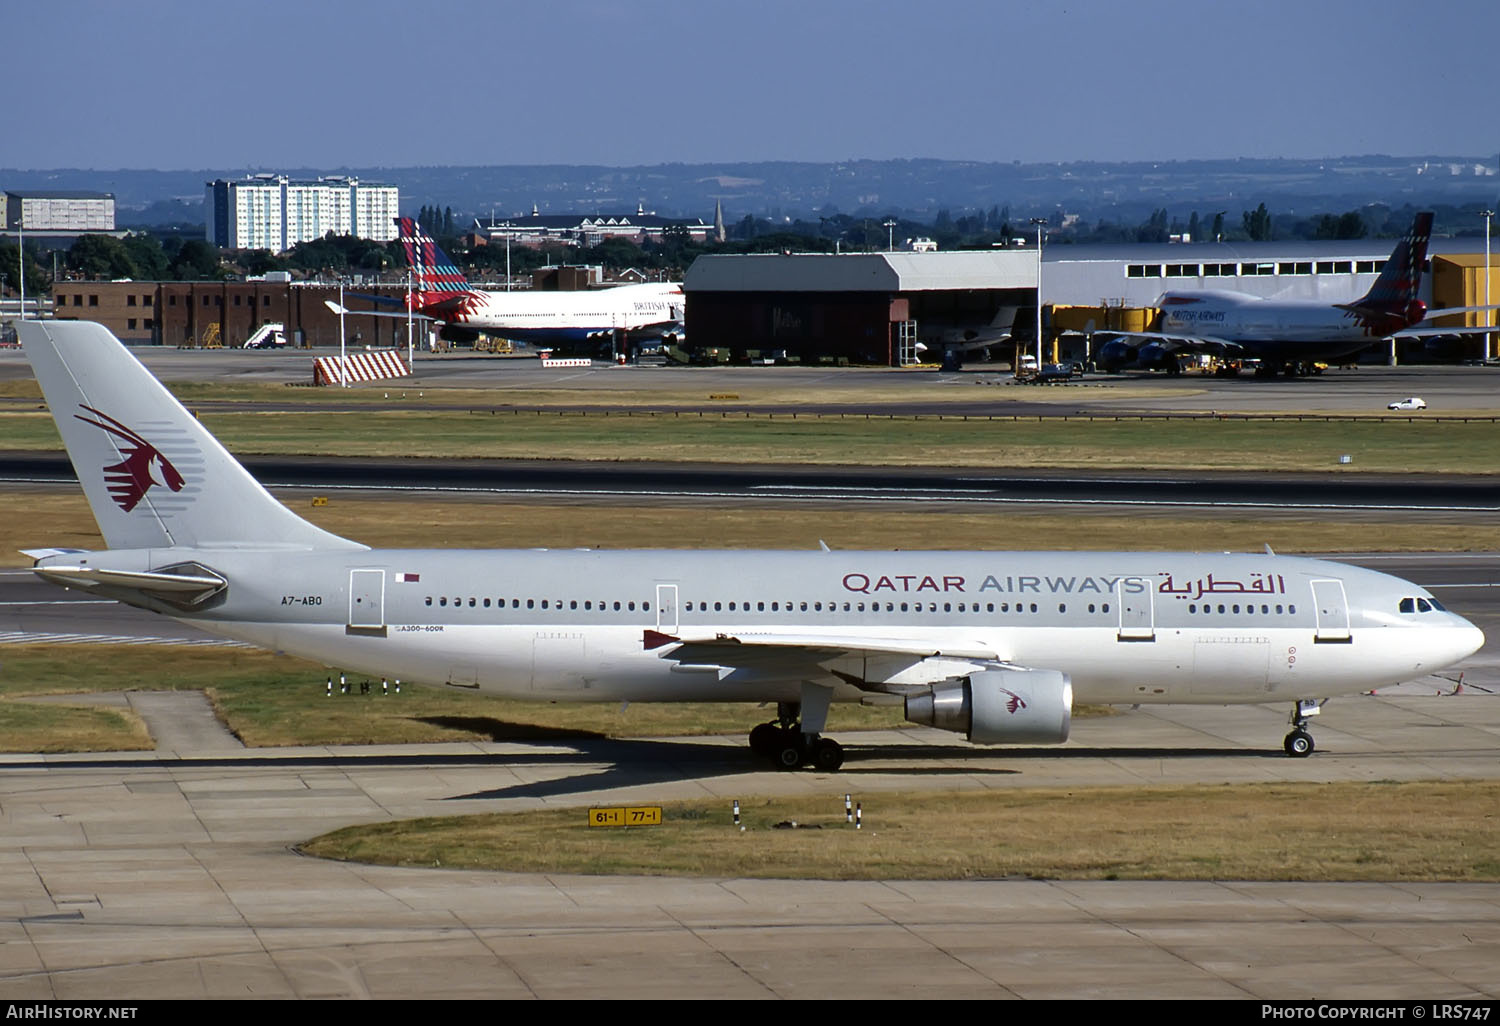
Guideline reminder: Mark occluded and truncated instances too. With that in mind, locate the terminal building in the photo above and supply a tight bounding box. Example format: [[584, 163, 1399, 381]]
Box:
[[206, 175, 400, 252], [477, 204, 716, 250]]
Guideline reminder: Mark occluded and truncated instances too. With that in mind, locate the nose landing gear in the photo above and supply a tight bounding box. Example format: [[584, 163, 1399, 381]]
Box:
[[1283, 699, 1324, 757]]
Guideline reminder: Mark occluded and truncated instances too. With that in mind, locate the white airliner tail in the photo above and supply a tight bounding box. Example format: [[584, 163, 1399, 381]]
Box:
[[20, 319, 365, 553]]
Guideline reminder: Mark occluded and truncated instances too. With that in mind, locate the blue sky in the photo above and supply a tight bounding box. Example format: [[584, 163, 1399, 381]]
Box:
[[7, 0, 1497, 170]]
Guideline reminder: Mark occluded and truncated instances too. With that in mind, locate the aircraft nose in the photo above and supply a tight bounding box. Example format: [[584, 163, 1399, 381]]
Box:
[[1438, 615, 1485, 667]]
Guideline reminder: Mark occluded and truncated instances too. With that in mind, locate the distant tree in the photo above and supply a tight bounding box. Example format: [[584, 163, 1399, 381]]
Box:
[[1136, 208, 1169, 243], [1242, 203, 1272, 241], [170, 239, 225, 280], [67, 235, 139, 279], [1187, 211, 1201, 241], [122, 233, 170, 279], [1313, 210, 1367, 240], [1211, 212, 1225, 241], [239, 249, 286, 276], [0, 241, 50, 295]]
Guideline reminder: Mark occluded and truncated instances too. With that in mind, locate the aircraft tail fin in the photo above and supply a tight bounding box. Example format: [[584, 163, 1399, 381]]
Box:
[[396, 216, 472, 309], [20, 320, 366, 553], [1347, 211, 1433, 325]]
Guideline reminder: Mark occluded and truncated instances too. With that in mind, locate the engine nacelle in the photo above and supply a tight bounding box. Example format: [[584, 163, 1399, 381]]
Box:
[[1135, 341, 1178, 371], [1095, 339, 1136, 372], [904, 668, 1072, 745]]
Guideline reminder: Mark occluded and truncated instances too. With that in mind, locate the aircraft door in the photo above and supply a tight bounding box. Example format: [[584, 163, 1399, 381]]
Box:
[[656, 584, 679, 632], [348, 569, 385, 629], [1116, 577, 1155, 641], [1311, 579, 1352, 643]]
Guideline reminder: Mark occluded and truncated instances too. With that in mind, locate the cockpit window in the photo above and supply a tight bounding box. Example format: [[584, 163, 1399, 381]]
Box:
[[1429, 598, 1446, 611], [1416, 598, 1433, 613], [1399, 598, 1415, 613]]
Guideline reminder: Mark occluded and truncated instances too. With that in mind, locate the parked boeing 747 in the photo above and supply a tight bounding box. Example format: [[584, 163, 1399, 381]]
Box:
[[334, 217, 683, 354], [18, 320, 1484, 767], [1094, 212, 1498, 376]]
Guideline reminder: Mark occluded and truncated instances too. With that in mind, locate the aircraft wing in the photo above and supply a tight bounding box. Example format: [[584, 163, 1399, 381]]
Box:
[[1391, 324, 1500, 339], [644, 629, 1002, 689], [325, 300, 435, 322], [1096, 329, 1244, 353]]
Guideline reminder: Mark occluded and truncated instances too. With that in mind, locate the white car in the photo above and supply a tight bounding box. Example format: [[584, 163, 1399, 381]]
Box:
[[1387, 397, 1427, 411]]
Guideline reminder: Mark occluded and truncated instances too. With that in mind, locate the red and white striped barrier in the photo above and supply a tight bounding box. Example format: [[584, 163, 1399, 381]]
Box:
[[540, 357, 592, 368], [313, 349, 410, 386]]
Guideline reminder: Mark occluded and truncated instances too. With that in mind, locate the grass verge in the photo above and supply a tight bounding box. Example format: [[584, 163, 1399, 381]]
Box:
[[2, 404, 1497, 473], [300, 783, 1500, 881]]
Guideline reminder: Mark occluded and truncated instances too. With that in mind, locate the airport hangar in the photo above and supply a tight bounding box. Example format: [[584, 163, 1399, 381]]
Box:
[[683, 235, 1498, 365]]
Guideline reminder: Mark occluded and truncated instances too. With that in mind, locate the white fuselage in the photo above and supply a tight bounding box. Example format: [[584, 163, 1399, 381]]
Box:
[[448, 282, 683, 342], [83, 547, 1480, 709], [1158, 289, 1392, 347]]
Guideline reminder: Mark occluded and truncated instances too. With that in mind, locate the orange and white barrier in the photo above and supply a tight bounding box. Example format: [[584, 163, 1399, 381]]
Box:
[[313, 349, 410, 386], [541, 357, 592, 368]]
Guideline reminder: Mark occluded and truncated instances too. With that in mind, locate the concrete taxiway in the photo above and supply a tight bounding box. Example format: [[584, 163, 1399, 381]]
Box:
[[2, 694, 1498, 1000]]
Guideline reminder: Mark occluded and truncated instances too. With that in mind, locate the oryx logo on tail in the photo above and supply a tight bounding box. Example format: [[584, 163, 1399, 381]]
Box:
[[74, 404, 186, 512]]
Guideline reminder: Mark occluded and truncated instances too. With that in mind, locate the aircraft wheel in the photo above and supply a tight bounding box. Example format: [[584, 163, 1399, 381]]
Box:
[[1284, 729, 1315, 757], [748, 722, 780, 756], [811, 737, 844, 772], [773, 738, 805, 770]]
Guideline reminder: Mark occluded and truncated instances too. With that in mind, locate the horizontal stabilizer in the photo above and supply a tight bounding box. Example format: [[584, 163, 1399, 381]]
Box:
[[32, 563, 227, 607]]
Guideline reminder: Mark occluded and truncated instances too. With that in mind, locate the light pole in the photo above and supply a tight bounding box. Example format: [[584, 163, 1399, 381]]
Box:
[[406, 270, 414, 370], [338, 279, 349, 387], [1029, 217, 1048, 371], [1482, 209, 1495, 358], [884, 219, 897, 252]]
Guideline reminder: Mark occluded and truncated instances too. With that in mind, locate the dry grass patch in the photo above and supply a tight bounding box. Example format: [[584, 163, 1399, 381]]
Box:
[[302, 782, 1500, 881]]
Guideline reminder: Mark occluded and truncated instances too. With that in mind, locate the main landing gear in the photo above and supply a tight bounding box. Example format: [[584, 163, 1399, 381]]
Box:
[[1283, 699, 1323, 757], [748, 697, 845, 772]]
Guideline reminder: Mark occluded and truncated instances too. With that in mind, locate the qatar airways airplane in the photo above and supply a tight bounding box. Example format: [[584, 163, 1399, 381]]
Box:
[[1095, 211, 1498, 376], [18, 320, 1484, 769], [335, 217, 683, 352]]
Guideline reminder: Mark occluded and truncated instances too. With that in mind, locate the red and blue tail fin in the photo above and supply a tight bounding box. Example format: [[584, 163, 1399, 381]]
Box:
[[1347, 211, 1433, 327], [396, 217, 471, 309]]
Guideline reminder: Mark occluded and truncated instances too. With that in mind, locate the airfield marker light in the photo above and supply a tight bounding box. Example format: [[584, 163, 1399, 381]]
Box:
[[382, 678, 388, 696], [340, 672, 347, 695], [733, 799, 741, 831], [856, 803, 863, 830], [326, 677, 332, 698], [845, 794, 853, 823]]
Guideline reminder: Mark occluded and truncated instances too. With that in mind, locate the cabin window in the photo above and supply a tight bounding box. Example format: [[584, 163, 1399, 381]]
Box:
[[527, 599, 534, 609], [986, 603, 995, 613], [468, 598, 476, 607], [1058, 603, 1066, 613], [483, 598, 490, 607], [439, 597, 447, 606]]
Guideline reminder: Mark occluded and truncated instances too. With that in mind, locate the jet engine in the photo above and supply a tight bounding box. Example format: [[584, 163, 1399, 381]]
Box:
[[904, 668, 1072, 745], [1094, 339, 1137, 372], [1135, 341, 1181, 373]]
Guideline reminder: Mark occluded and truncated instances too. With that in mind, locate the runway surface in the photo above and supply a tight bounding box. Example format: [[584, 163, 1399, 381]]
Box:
[[4, 453, 1499, 518]]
